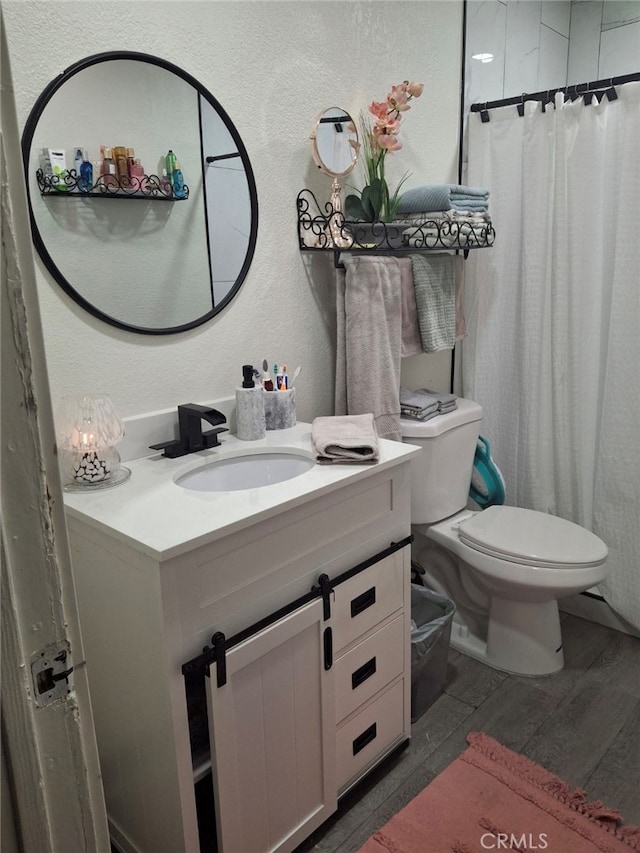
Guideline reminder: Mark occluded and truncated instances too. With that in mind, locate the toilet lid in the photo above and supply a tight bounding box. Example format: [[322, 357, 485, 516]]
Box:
[[458, 506, 608, 568]]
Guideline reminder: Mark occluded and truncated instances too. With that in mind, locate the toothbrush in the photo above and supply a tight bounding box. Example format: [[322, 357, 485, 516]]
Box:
[[281, 365, 289, 390], [262, 359, 274, 391], [274, 363, 285, 391], [292, 366, 301, 386]]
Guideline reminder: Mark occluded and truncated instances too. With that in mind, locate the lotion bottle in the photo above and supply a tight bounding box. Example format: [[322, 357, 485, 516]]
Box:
[[172, 164, 186, 199], [235, 365, 265, 441]]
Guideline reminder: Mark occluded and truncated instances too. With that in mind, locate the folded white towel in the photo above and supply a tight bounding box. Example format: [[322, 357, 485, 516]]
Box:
[[312, 414, 379, 464]]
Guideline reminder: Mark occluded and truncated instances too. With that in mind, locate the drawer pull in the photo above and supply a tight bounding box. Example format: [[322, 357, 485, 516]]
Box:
[[350, 586, 376, 618], [352, 722, 377, 756], [351, 656, 377, 690]]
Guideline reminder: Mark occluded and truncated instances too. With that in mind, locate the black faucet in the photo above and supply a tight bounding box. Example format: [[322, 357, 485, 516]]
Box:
[[149, 404, 228, 458]]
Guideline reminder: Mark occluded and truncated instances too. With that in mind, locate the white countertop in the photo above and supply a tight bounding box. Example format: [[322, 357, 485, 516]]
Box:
[[63, 423, 420, 561]]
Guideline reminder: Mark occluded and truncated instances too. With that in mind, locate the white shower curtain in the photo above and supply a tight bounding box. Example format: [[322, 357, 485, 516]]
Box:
[[461, 82, 640, 631]]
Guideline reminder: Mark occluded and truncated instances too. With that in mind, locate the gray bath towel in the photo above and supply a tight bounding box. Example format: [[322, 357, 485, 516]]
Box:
[[335, 255, 403, 440], [312, 414, 379, 464], [409, 254, 456, 352]]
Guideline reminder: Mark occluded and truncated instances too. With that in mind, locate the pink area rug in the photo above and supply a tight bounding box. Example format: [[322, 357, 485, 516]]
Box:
[[359, 732, 640, 853]]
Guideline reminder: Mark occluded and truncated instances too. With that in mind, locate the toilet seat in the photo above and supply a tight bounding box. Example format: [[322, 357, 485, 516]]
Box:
[[458, 506, 608, 569]]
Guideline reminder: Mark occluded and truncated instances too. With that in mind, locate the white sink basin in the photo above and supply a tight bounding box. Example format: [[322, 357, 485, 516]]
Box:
[[175, 451, 315, 492]]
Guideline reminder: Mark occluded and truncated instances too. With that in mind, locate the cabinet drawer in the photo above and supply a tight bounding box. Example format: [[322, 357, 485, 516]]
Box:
[[332, 552, 404, 652], [336, 679, 405, 793], [335, 615, 404, 723]]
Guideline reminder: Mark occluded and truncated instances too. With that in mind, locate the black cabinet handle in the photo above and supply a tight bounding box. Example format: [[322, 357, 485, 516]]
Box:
[[351, 656, 377, 690], [352, 722, 377, 756], [350, 586, 376, 618], [323, 627, 333, 670]]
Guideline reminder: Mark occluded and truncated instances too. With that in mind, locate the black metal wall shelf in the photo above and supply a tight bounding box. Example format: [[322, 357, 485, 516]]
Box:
[[297, 188, 495, 268], [36, 168, 190, 200]]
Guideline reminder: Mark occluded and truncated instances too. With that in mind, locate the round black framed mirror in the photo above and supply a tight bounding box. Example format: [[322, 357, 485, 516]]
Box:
[[22, 51, 258, 335]]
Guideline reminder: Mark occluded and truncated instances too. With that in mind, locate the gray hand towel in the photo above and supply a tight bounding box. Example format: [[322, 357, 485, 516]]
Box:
[[415, 388, 458, 407], [409, 255, 456, 352], [312, 414, 379, 464], [400, 387, 441, 410]]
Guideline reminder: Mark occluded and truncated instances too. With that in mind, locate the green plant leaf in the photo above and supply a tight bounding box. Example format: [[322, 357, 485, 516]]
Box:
[[344, 194, 367, 221], [387, 171, 412, 220], [362, 179, 383, 222]]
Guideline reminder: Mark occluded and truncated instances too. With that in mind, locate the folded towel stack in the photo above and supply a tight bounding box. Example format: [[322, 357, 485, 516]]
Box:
[[311, 413, 379, 464], [397, 184, 490, 215], [399, 387, 458, 421]]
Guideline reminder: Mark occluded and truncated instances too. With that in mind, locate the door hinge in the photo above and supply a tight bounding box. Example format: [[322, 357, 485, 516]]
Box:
[[31, 642, 74, 707]]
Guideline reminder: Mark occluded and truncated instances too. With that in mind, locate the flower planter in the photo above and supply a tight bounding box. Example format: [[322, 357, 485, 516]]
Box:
[[344, 220, 407, 250]]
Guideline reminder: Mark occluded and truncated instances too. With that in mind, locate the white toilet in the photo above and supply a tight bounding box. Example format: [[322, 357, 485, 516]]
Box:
[[401, 398, 609, 676]]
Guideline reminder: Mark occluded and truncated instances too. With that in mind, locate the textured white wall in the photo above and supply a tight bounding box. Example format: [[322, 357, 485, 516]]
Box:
[[3, 0, 463, 422]]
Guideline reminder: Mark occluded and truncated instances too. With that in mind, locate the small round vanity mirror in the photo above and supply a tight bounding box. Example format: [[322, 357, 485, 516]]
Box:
[[310, 107, 359, 178], [309, 108, 359, 248], [22, 51, 258, 335]]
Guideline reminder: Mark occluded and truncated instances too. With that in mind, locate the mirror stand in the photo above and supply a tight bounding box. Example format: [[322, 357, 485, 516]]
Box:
[[327, 178, 353, 249]]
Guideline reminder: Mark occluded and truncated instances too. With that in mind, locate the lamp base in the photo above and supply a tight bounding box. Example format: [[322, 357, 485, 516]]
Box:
[[64, 465, 131, 493]]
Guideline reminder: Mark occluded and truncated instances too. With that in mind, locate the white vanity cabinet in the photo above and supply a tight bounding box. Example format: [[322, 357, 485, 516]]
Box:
[[64, 426, 418, 853]]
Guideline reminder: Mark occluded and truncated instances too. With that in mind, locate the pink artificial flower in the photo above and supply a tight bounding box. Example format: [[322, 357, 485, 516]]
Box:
[[389, 86, 410, 111], [377, 133, 403, 152], [406, 81, 424, 98], [369, 100, 389, 122]]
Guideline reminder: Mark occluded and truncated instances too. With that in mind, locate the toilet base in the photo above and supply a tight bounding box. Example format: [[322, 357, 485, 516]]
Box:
[[451, 598, 564, 676]]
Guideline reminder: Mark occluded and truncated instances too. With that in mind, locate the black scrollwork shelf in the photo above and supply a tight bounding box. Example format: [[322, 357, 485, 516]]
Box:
[[36, 168, 190, 201], [297, 188, 495, 268]]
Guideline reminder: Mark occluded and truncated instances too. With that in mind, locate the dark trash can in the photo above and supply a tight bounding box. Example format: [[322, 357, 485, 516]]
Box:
[[410, 583, 455, 721]]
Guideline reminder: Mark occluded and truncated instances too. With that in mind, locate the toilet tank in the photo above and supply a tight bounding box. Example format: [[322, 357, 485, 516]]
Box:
[[400, 398, 483, 524]]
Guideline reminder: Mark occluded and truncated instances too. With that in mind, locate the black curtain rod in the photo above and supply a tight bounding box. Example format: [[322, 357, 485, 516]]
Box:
[[470, 70, 640, 113]]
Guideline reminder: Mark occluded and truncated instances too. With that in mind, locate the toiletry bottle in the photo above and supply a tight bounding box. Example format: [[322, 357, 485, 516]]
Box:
[[113, 146, 129, 188], [73, 148, 84, 190], [48, 149, 68, 192], [79, 158, 93, 193], [160, 169, 172, 197], [101, 147, 118, 189], [129, 159, 146, 192], [126, 147, 136, 176], [172, 164, 186, 199], [165, 149, 177, 188], [236, 365, 266, 441]]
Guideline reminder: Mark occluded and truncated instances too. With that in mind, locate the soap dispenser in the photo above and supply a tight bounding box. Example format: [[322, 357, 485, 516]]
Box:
[[235, 364, 265, 441]]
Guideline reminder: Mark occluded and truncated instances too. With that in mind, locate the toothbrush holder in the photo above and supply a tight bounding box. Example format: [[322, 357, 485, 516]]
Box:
[[264, 388, 296, 431]]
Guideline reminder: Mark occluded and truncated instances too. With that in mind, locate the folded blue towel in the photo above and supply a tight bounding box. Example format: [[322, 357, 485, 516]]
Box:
[[450, 199, 489, 212], [398, 184, 490, 214]]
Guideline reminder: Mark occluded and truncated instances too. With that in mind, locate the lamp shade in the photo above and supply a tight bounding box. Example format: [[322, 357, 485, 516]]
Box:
[[57, 394, 128, 489]]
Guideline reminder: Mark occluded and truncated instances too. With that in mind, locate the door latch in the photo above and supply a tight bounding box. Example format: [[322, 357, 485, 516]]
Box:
[[31, 643, 74, 707]]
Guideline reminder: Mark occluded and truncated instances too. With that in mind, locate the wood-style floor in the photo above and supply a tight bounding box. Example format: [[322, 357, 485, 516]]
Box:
[[296, 612, 640, 853]]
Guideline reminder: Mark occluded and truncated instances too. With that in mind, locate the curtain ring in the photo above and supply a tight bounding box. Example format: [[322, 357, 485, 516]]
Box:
[[517, 94, 525, 117]]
